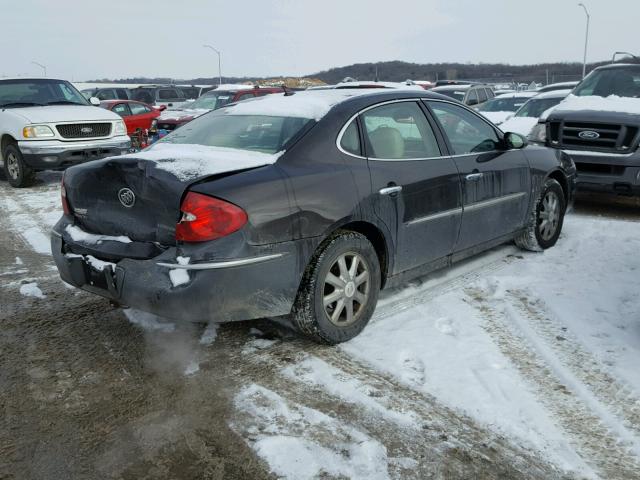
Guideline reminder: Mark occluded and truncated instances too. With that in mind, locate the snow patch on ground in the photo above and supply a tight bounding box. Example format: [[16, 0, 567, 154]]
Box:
[[15, 257, 23, 265], [233, 384, 390, 480], [19, 282, 45, 299], [199, 323, 218, 345]]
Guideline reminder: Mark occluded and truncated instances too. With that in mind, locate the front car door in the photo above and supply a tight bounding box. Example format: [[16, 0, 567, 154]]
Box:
[[358, 100, 462, 274], [426, 100, 531, 255]]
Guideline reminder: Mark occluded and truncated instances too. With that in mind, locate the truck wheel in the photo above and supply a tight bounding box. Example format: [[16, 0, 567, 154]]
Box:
[[292, 230, 381, 344], [515, 178, 565, 251], [3, 144, 35, 188]]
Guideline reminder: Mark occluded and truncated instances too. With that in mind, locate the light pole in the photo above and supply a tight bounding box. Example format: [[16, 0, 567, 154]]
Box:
[[578, 3, 590, 79], [31, 61, 47, 77], [203, 44, 222, 86]]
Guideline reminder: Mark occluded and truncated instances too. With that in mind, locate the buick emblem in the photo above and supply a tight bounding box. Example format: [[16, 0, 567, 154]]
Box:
[[118, 188, 136, 208], [80, 127, 93, 134], [578, 130, 600, 140]]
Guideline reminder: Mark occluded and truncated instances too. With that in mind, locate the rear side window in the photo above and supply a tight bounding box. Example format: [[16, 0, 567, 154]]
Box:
[[429, 101, 500, 155], [158, 89, 180, 100], [486, 88, 495, 99], [129, 103, 150, 115], [132, 90, 154, 104], [477, 88, 487, 103], [340, 120, 361, 156], [361, 102, 441, 159], [116, 89, 129, 99], [97, 89, 116, 100]]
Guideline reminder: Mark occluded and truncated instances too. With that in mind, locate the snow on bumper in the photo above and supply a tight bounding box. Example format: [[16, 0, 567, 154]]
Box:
[[50, 218, 300, 323]]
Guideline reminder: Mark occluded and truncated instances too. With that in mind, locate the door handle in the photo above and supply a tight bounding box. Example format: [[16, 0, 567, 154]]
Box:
[[465, 172, 484, 181], [379, 185, 403, 195]]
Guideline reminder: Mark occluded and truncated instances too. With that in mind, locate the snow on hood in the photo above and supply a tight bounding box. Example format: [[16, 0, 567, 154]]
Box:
[[224, 90, 373, 121], [159, 108, 210, 121], [6, 105, 121, 124], [120, 143, 283, 181], [499, 116, 539, 137], [541, 94, 640, 120], [479, 111, 513, 125]]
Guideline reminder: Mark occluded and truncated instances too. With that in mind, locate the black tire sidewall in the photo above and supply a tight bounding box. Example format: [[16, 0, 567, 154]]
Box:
[[309, 233, 381, 343], [3, 144, 33, 188], [534, 180, 565, 249]]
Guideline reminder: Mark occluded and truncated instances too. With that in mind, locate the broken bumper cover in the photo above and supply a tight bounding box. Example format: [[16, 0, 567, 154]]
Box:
[[18, 136, 131, 170], [50, 218, 300, 323]]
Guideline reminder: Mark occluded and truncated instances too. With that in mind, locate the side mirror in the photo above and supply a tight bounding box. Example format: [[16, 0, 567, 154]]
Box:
[[89, 97, 100, 106], [504, 132, 527, 149]]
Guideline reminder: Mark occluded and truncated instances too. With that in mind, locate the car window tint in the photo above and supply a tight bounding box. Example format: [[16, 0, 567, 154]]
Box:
[[429, 101, 500, 154], [132, 90, 154, 104], [362, 102, 441, 159], [116, 89, 129, 99], [112, 103, 131, 116], [97, 89, 116, 100], [158, 89, 179, 100], [340, 120, 361, 155], [478, 88, 487, 102], [129, 103, 148, 115]]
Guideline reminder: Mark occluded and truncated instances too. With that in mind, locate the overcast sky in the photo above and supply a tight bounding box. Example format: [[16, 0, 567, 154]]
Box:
[[2, 0, 638, 81]]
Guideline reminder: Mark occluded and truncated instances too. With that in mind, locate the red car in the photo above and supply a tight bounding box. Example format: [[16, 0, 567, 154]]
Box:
[[99, 100, 163, 135]]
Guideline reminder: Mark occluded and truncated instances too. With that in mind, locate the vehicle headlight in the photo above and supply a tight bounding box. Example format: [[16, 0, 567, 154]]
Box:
[[114, 120, 126, 135], [528, 123, 547, 143], [23, 125, 55, 138]]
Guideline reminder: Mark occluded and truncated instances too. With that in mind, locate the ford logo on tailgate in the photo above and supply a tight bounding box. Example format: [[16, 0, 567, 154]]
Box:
[[578, 130, 600, 140], [118, 188, 136, 208]]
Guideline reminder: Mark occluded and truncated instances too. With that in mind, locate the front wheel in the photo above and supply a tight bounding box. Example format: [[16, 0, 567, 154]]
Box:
[[515, 178, 566, 251], [3, 144, 35, 188], [291, 231, 381, 344]]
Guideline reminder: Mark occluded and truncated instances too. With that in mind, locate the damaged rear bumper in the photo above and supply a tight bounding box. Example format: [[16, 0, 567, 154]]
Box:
[[50, 218, 301, 323]]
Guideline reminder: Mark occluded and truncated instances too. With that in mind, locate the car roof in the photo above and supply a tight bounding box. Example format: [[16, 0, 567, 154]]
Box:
[[493, 91, 538, 99], [0, 77, 67, 82], [594, 62, 640, 71], [432, 85, 472, 91], [99, 99, 150, 106], [530, 89, 572, 99]]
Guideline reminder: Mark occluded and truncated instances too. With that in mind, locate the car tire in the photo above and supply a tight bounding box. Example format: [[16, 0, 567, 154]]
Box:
[[292, 230, 381, 344], [515, 178, 565, 251], [3, 144, 35, 188]]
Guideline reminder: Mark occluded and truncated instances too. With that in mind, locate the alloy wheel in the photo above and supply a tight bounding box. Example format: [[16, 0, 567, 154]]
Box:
[[538, 191, 560, 241], [323, 252, 370, 327], [6, 152, 20, 179]]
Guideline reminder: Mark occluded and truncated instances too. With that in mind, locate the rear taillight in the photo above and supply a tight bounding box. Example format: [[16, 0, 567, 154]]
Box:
[[175, 192, 247, 242], [61, 175, 71, 215]]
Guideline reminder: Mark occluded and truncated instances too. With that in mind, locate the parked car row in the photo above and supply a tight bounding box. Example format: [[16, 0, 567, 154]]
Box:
[[81, 84, 217, 106]]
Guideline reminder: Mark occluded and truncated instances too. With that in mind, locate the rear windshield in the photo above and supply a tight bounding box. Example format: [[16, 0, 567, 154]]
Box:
[[573, 66, 640, 98], [0, 79, 88, 107], [160, 112, 313, 154], [515, 97, 566, 118], [186, 91, 241, 110], [478, 96, 531, 112]]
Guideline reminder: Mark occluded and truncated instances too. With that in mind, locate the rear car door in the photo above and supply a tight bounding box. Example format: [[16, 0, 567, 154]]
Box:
[[426, 100, 530, 254], [359, 100, 462, 274]]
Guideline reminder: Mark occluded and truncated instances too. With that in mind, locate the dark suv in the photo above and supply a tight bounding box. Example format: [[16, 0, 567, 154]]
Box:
[[431, 84, 495, 108], [531, 63, 640, 195]]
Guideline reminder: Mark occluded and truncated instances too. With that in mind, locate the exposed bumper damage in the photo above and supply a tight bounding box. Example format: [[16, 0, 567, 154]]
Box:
[[51, 217, 301, 323]]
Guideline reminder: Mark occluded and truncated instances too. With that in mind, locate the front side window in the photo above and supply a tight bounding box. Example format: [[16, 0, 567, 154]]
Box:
[[362, 102, 441, 159], [429, 101, 500, 154], [112, 103, 131, 116], [340, 120, 361, 155]]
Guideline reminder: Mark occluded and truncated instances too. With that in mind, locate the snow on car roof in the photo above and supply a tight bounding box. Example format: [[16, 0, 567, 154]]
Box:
[[209, 84, 255, 91], [532, 89, 572, 99], [222, 89, 380, 121], [333, 81, 424, 91], [548, 94, 640, 116]]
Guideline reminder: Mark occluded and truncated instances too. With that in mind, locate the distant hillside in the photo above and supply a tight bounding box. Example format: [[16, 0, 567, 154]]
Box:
[[89, 58, 635, 86]]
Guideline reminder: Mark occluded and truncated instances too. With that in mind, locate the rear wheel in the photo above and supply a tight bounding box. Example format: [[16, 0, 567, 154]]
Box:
[[3, 144, 35, 188], [515, 178, 565, 251], [292, 231, 381, 344]]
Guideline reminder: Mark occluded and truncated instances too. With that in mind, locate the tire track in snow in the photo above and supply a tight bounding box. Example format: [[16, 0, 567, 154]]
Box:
[[466, 286, 640, 480], [508, 289, 640, 439], [236, 338, 566, 480]]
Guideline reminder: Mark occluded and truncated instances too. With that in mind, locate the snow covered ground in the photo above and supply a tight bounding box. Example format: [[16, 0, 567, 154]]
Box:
[[1, 173, 639, 479]]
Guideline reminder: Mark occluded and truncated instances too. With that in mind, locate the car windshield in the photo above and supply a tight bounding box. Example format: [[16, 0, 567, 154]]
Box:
[[573, 66, 640, 98], [514, 97, 566, 118], [478, 96, 530, 112], [159, 112, 313, 154], [0, 79, 88, 107], [436, 90, 465, 102], [185, 91, 246, 110]]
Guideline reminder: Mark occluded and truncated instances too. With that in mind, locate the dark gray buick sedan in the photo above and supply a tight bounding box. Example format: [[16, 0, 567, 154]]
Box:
[[52, 89, 576, 343]]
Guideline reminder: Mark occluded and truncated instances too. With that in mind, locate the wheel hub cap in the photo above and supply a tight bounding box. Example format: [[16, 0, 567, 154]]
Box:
[[322, 252, 370, 327], [538, 191, 560, 241]]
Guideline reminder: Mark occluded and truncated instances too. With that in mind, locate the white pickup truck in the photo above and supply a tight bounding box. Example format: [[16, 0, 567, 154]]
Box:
[[0, 78, 131, 187]]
